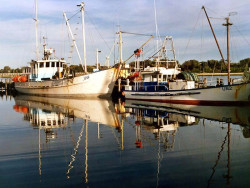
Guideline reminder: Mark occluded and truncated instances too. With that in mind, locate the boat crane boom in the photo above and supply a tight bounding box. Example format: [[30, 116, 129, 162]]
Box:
[[124, 35, 154, 64]]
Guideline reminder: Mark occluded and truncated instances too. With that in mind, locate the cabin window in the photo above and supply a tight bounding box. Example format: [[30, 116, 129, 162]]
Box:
[[52, 62, 55, 67], [41, 121, 45, 126], [163, 75, 167, 81], [56, 62, 59, 67], [46, 62, 50, 67], [33, 64, 36, 69], [60, 62, 63, 67], [47, 120, 51, 126], [40, 62, 44, 68]]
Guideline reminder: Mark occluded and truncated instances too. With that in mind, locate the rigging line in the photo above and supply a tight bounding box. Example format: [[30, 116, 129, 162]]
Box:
[[183, 9, 202, 58], [111, 127, 121, 147], [230, 30, 238, 63], [66, 122, 85, 178], [234, 25, 250, 45], [205, 6, 219, 15], [85, 12, 111, 51], [209, 17, 225, 20], [200, 11, 204, 67], [121, 31, 153, 37], [66, 9, 81, 21], [153, 0, 161, 40], [207, 133, 228, 188]]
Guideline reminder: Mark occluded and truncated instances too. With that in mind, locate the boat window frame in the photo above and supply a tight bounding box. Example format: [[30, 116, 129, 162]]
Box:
[[39, 62, 44, 68], [46, 62, 50, 68]]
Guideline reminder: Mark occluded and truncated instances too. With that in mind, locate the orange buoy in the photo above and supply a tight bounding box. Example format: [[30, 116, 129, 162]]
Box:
[[20, 76, 27, 82], [18, 76, 27, 82], [21, 106, 28, 113], [135, 120, 140, 126], [13, 105, 19, 112], [12, 76, 18, 82], [133, 72, 139, 77]]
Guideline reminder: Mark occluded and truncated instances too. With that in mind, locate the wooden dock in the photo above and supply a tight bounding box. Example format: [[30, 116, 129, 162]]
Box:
[[0, 73, 21, 78], [197, 72, 243, 76], [0, 78, 16, 95]]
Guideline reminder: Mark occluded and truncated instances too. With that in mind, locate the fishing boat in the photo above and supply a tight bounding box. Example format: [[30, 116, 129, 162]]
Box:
[[124, 7, 250, 105], [14, 2, 120, 98]]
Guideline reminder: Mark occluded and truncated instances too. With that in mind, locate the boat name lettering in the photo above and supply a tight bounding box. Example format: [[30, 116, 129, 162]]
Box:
[[83, 75, 89, 81], [222, 86, 232, 91]]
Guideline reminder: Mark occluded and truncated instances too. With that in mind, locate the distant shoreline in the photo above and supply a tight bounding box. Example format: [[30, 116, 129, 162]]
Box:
[[197, 72, 243, 76]]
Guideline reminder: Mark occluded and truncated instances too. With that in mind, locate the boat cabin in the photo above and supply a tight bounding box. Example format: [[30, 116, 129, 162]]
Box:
[[29, 48, 66, 81], [142, 66, 181, 82]]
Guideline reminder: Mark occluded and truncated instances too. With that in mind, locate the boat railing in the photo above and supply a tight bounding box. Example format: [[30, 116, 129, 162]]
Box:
[[15, 79, 69, 88]]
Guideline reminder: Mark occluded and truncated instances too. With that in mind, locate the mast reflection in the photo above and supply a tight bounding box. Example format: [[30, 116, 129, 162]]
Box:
[[13, 95, 122, 180]]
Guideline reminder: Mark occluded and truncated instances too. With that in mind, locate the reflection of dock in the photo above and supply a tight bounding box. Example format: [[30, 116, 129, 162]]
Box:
[[0, 78, 15, 95]]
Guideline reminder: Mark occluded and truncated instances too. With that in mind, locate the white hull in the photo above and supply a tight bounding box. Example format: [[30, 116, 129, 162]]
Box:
[[15, 68, 119, 97], [125, 82, 250, 105]]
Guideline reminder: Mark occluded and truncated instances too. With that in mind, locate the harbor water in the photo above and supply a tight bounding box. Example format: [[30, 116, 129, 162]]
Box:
[[0, 92, 249, 188]]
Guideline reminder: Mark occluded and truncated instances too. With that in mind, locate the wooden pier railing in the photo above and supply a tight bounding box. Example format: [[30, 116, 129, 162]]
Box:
[[0, 73, 21, 78]]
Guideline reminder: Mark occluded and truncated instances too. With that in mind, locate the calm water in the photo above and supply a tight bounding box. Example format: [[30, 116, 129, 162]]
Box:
[[0, 94, 250, 188]]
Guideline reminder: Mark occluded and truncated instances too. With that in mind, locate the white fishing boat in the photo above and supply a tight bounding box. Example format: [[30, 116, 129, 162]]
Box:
[[14, 2, 120, 98], [124, 7, 250, 105]]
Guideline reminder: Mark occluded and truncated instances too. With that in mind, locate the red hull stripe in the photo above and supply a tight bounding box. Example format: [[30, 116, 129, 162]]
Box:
[[126, 98, 250, 106]]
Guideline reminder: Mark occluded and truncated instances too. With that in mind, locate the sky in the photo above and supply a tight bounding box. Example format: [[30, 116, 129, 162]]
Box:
[[0, 0, 250, 68]]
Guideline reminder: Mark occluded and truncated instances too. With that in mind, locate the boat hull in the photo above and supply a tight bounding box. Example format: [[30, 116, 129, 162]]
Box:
[[15, 68, 119, 98], [125, 82, 250, 105]]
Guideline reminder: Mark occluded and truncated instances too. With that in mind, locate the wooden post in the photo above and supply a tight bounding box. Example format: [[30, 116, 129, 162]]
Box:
[[5, 79, 8, 91], [118, 78, 121, 92], [126, 79, 129, 86], [223, 17, 232, 85]]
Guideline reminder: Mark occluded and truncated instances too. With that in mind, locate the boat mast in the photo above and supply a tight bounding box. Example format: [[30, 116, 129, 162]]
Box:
[[34, 0, 39, 60], [63, 12, 83, 68], [223, 17, 232, 84], [202, 6, 226, 68], [78, 2, 87, 73], [96, 49, 101, 69], [119, 31, 123, 64]]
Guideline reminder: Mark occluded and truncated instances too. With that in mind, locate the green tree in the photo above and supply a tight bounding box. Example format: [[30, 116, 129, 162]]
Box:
[[3, 66, 11, 73], [181, 60, 200, 72], [239, 58, 250, 70]]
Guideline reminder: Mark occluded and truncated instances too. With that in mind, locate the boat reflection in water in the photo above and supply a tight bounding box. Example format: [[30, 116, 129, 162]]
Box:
[[10, 95, 250, 187], [122, 100, 250, 187], [124, 100, 250, 127], [121, 100, 199, 150], [13, 95, 122, 180]]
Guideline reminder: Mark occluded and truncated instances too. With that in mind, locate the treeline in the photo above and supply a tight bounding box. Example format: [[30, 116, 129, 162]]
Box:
[[129, 58, 250, 73], [181, 58, 250, 73], [1, 58, 250, 73], [0, 66, 22, 73], [0, 65, 108, 73]]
